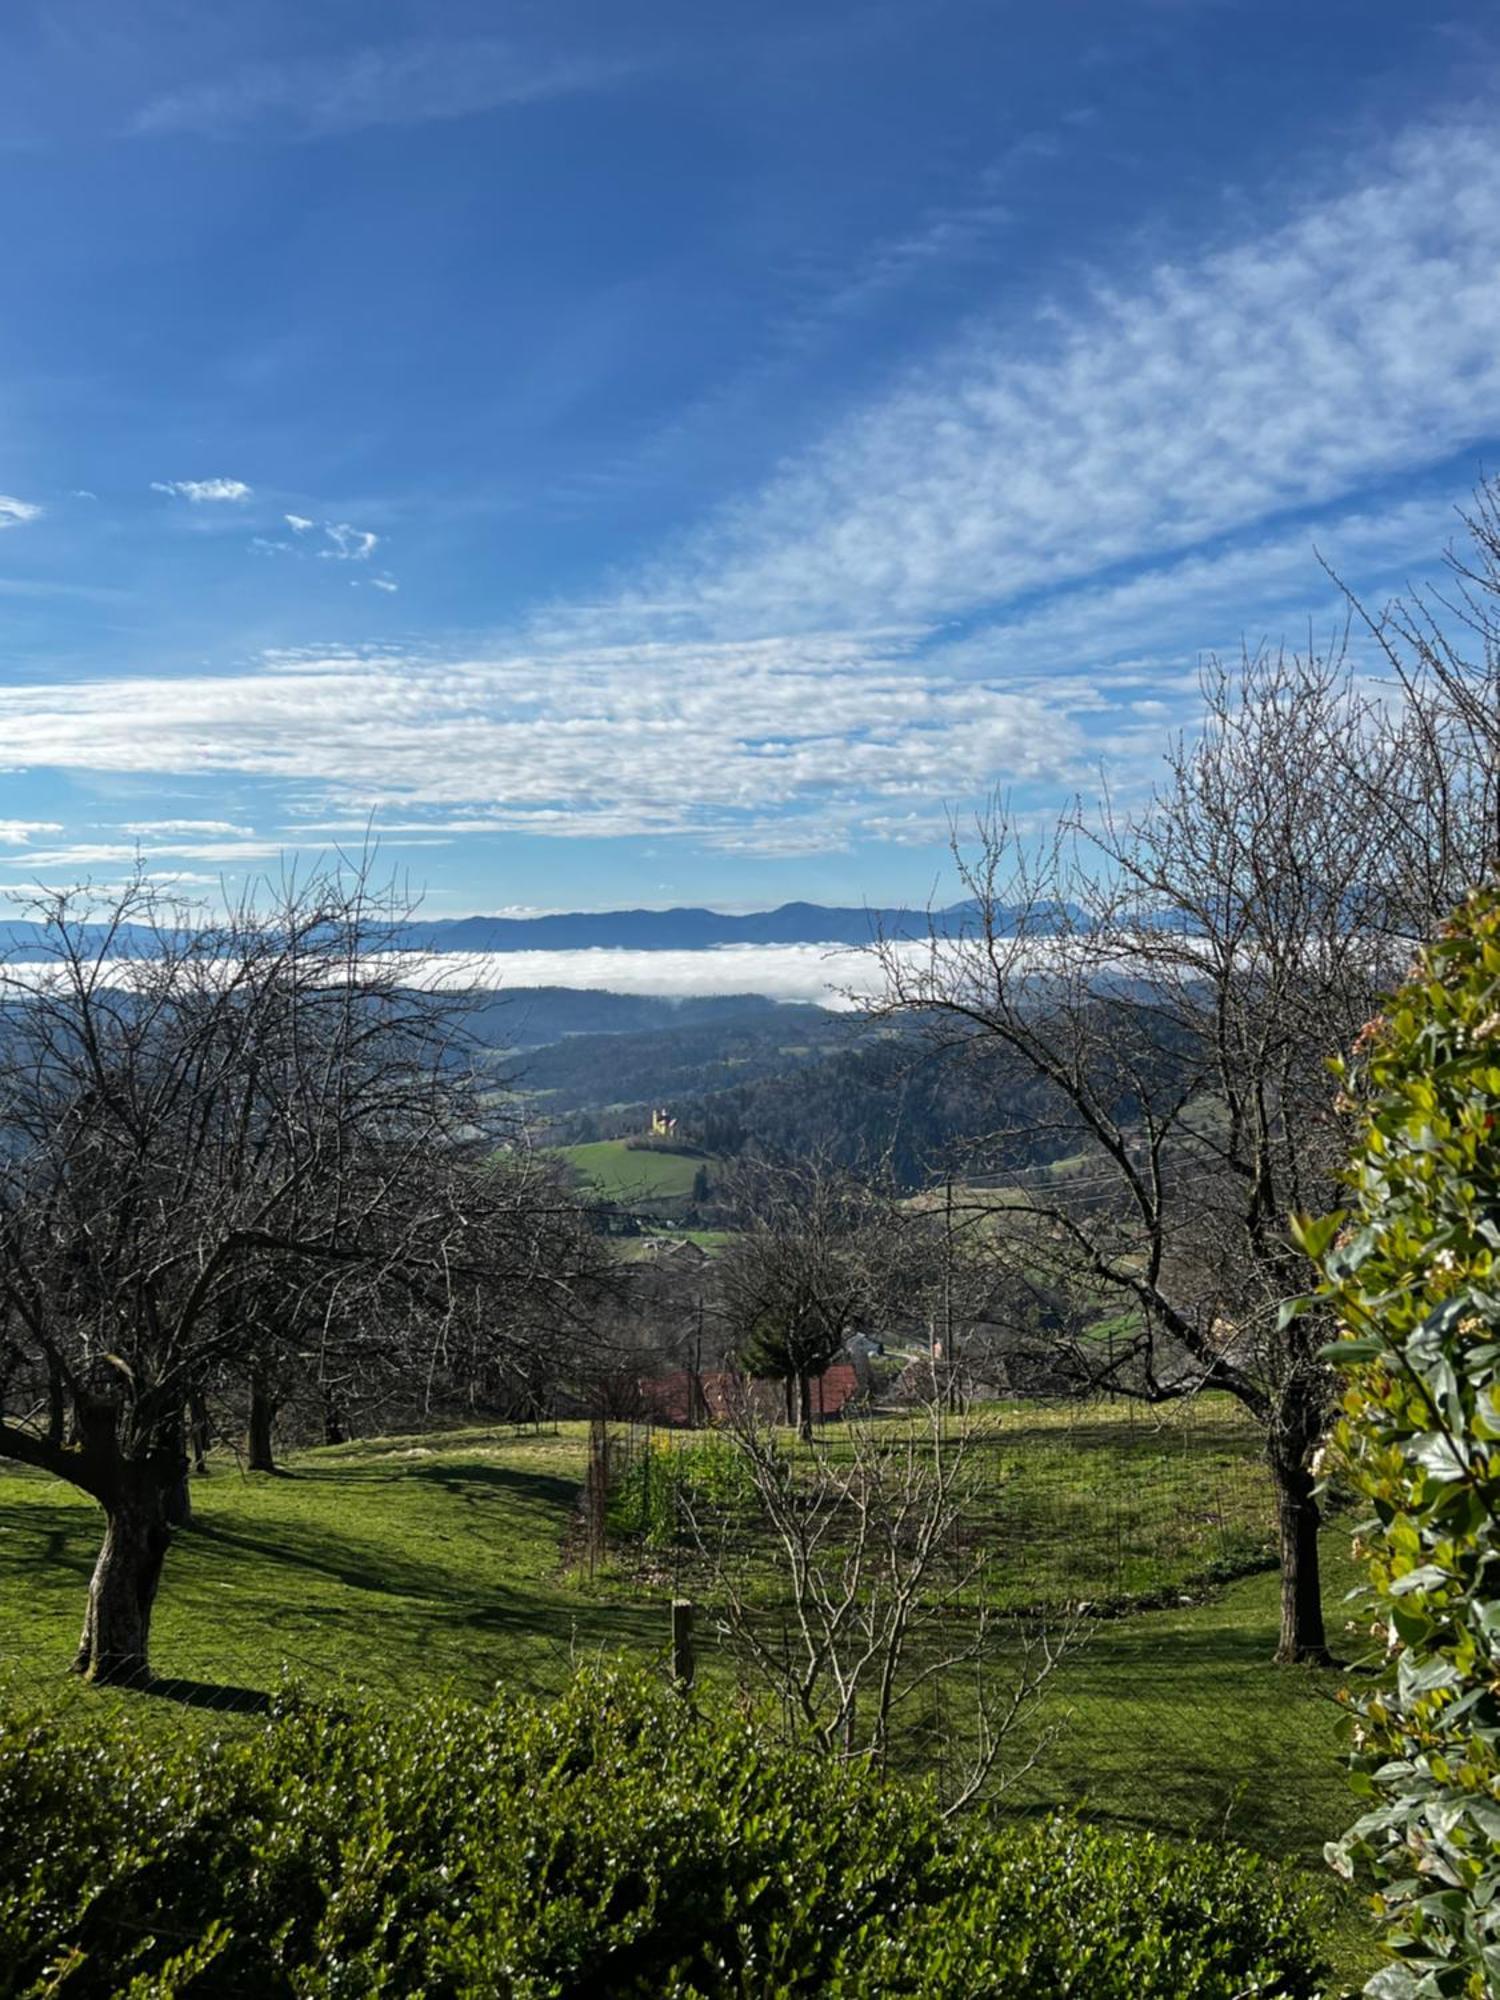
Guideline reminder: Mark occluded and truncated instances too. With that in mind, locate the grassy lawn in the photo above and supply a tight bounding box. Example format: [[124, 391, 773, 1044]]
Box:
[[0, 1407, 1378, 1984], [610, 1401, 1361, 1865], [557, 1138, 707, 1202], [814, 1397, 1280, 1609], [0, 1427, 663, 1715]]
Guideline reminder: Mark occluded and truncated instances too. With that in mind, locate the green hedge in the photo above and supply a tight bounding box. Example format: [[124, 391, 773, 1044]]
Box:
[[1301, 889, 1500, 1998], [1, 1669, 1326, 1998]]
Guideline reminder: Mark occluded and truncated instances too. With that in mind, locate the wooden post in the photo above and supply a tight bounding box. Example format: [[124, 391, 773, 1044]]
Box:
[[671, 1597, 695, 1688]]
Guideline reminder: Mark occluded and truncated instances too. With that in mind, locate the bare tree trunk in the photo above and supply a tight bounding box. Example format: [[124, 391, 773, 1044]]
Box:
[[45, 1354, 66, 1450], [247, 1368, 277, 1473], [74, 1485, 172, 1684], [1270, 1447, 1329, 1665], [189, 1387, 210, 1473], [164, 1462, 193, 1527], [160, 1409, 192, 1527], [797, 1371, 813, 1443], [321, 1388, 347, 1446]]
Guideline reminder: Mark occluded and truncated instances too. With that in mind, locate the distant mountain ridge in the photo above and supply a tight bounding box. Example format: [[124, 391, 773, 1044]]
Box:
[[0, 897, 1087, 964], [397, 900, 976, 952], [0, 898, 1044, 961]]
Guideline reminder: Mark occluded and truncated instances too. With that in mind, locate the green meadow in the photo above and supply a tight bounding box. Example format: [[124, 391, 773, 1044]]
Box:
[[0, 1405, 1377, 1985], [557, 1138, 708, 1203]]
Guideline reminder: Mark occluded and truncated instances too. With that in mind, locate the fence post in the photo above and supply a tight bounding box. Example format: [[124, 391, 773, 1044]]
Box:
[[671, 1597, 696, 1689]]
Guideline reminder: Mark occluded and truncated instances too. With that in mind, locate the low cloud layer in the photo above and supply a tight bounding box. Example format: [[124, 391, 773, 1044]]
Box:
[[379, 943, 887, 1007], [0, 942, 898, 1010]]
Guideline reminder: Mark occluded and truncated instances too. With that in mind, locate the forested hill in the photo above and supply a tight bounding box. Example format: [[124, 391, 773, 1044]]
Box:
[[677, 1031, 1066, 1185], [464, 989, 834, 1048], [497, 1000, 849, 1099], [521, 1002, 1076, 1187]]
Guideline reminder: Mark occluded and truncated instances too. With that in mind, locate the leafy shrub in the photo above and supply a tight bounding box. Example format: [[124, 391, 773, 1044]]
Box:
[[1302, 889, 1500, 1997], [0, 1668, 1326, 1998], [606, 1436, 678, 1546], [610, 1434, 757, 1548], [671, 1432, 758, 1512]]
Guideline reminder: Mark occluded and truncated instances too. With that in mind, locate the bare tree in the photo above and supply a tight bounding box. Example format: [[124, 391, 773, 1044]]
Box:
[[577, 1244, 720, 1422], [1334, 479, 1500, 886], [717, 1157, 880, 1441], [0, 865, 603, 1683], [689, 1391, 1077, 1815], [887, 1176, 1031, 1406], [873, 613, 1499, 1664]]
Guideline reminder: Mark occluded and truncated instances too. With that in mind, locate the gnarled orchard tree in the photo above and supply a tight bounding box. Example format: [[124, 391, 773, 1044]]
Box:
[[875, 590, 1500, 1662], [0, 868, 601, 1684]]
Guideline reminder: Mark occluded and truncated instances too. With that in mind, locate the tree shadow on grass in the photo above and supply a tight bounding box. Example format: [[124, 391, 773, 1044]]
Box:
[[186, 1466, 579, 1600], [461, 1594, 662, 1650], [406, 1460, 580, 1512], [189, 1517, 467, 1601], [0, 1499, 101, 1583], [141, 1676, 274, 1714]]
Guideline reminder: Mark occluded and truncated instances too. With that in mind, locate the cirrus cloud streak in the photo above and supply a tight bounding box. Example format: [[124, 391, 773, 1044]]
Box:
[[614, 122, 1500, 639]]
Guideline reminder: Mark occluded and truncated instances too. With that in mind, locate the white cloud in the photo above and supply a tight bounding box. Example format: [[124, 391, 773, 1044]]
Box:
[[371, 576, 399, 593], [17, 117, 1500, 881], [131, 39, 627, 142], [0, 634, 1084, 847], [255, 515, 386, 573], [606, 122, 1500, 638], [925, 491, 1461, 691], [0, 495, 42, 528], [765, 138, 1072, 351], [3, 840, 293, 869], [118, 819, 255, 839], [0, 470, 1459, 855], [152, 478, 253, 504], [0, 820, 63, 846], [319, 522, 378, 561]]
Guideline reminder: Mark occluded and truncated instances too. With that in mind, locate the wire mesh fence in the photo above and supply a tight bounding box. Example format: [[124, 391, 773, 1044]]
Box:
[[582, 1395, 1358, 1859]]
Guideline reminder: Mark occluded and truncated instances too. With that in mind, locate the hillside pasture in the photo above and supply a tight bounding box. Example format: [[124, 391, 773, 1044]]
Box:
[[0, 1404, 1376, 1983], [558, 1138, 708, 1204]]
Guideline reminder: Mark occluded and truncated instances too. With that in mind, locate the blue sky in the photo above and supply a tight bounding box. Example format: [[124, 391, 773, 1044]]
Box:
[[1, 0, 1498, 918]]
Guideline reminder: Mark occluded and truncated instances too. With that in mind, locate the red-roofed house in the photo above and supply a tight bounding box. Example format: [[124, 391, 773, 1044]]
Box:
[[639, 1361, 864, 1429]]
